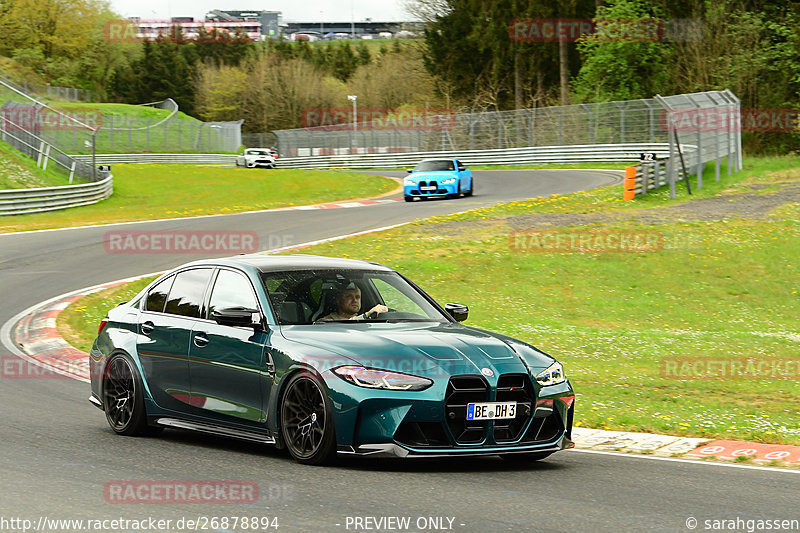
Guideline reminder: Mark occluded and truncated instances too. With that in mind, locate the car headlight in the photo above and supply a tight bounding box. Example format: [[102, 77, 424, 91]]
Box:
[[332, 366, 433, 391], [535, 362, 566, 387], [403, 178, 415, 186], [440, 178, 456, 184]]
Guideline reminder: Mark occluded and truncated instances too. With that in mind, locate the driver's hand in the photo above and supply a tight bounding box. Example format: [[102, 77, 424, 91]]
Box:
[[368, 304, 389, 317]]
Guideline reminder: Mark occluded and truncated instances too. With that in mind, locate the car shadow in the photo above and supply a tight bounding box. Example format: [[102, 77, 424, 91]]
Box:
[[132, 427, 567, 472]]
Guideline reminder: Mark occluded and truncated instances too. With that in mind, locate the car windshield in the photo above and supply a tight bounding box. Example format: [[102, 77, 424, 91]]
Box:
[[261, 269, 449, 325], [413, 160, 455, 172], [247, 150, 269, 155]]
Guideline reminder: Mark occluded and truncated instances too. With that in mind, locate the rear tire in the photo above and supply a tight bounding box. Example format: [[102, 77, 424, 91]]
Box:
[[280, 372, 337, 465], [465, 179, 474, 197], [102, 354, 151, 436]]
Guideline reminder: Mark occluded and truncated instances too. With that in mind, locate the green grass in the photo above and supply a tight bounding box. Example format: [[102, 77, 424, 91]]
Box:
[[39, 102, 230, 155], [0, 95, 237, 155], [0, 141, 83, 189], [57, 155, 800, 445], [0, 164, 396, 232]]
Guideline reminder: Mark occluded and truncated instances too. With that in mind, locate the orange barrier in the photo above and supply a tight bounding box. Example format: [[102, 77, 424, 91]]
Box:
[[623, 166, 637, 201]]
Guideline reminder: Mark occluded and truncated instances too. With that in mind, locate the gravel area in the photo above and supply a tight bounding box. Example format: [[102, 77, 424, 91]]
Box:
[[436, 182, 800, 234]]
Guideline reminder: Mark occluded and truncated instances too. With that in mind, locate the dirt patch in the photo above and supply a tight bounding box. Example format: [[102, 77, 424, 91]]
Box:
[[436, 182, 800, 234]]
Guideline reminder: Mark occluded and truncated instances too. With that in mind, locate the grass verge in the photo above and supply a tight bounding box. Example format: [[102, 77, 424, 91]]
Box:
[[58, 156, 800, 445], [1, 164, 397, 233], [0, 142, 80, 189]]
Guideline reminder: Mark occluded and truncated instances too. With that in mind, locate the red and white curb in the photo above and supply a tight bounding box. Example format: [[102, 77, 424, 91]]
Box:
[[279, 198, 403, 211], [572, 428, 710, 456], [6, 283, 130, 383]]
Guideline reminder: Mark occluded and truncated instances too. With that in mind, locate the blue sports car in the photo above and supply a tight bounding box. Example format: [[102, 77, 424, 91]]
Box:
[[90, 255, 574, 465], [403, 158, 474, 202]]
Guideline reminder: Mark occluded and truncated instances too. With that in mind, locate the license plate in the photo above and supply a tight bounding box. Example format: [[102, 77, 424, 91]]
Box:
[[420, 185, 436, 191], [466, 402, 517, 420]]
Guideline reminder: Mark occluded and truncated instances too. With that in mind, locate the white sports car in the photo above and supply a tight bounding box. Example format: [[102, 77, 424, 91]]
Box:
[[236, 149, 277, 169]]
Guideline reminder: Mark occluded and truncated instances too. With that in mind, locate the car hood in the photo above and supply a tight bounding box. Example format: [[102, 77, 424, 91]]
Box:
[[406, 171, 456, 181], [278, 322, 555, 378]]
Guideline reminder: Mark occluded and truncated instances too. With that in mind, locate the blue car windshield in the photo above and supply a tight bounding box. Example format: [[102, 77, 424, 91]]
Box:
[[261, 269, 450, 325], [413, 160, 455, 172]]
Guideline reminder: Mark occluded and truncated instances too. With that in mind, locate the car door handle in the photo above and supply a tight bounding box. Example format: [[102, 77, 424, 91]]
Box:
[[141, 321, 154, 334], [193, 333, 209, 348]]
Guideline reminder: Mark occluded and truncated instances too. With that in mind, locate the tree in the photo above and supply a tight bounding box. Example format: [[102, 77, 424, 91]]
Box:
[[346, 46, 440, 109], [420, 0, 594, 110], [194, 62, 247, 121], [572, 0, 671, 101], [0, 0, 108, 59]]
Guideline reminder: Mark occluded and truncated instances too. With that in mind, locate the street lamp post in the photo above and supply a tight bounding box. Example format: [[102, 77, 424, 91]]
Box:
[[347, 95, 358, 154]]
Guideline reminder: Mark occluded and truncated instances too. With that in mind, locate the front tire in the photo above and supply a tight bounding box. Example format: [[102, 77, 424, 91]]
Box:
[[280, 372, 337, 465], [102, 354, 151, 436], [404, 196, 413, 202]]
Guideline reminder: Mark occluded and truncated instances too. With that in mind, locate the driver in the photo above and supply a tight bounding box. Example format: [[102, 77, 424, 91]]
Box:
[[320, 282, 388, 321]]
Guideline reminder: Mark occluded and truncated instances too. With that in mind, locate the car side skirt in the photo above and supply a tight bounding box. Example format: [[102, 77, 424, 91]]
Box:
[[152, 417, 276, 445]]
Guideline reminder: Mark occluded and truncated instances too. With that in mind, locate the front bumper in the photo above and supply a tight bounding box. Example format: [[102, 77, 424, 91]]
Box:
[[404, 181, 458, 197], [325, 371, 574, 458], [338, 434, 573, 458], [246, 159, 275, 167]]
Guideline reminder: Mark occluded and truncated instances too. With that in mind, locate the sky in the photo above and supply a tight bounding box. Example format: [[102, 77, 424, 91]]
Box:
[[109, 0, 412, 22]]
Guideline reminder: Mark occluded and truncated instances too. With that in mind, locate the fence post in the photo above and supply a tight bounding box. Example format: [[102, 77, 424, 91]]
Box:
[[37, 140, 45, 167], [581, 104, 594, 144], [556, 109, 562, 145], [615, 102, 626, 143]]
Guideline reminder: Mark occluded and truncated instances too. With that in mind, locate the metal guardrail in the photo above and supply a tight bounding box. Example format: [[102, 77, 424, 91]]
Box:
[[69, 144, 668, 169], [71, 154, 237, 165], [274, 143, 671, 169], [0, 174, 113, 216]]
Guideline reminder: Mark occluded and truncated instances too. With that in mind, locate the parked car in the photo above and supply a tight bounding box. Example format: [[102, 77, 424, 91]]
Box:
[[403, 158, 473, 202], [236, 148, 276, 168], [89, 255, 574, 465]]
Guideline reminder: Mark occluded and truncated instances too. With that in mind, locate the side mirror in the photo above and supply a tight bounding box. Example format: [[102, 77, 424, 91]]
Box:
[[458, 166, 466, 172], [211, 307, 263, 329], [406, 168, 413, 174], [444, 303, 469, 322]]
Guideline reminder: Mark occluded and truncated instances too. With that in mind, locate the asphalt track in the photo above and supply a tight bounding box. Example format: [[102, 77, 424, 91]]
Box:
[[2, 169, 799, 533]]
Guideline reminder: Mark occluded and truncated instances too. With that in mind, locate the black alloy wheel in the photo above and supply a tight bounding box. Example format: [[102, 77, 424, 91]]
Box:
[[280, 373, 337, 465], [103, 354, 151, 436]]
